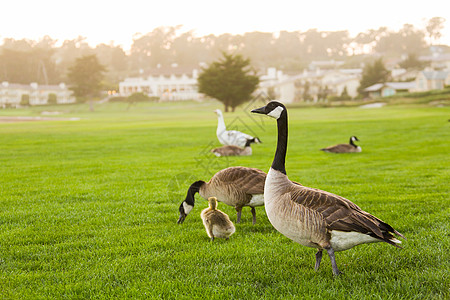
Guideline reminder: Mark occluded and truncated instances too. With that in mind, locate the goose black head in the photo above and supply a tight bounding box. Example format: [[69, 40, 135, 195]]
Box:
[[244, 137, 259, 147], [251, 101, 286, 119], [351, 136, 359, 142], [177, 180, 204, 224]]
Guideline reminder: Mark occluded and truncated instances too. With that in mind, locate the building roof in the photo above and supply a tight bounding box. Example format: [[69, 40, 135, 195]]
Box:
[[1, 82, 67, 90], [419, 53, 450, 62], [364, 82, 416, 92], [421, 71, 450, 80], [145, 65, 200, 77], [364, 83, 384, 92]]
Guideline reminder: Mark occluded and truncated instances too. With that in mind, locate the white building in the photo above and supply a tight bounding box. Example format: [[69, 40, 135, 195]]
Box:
[[119, 65, 202, 101], [414, 70, 450, 91], [0, 82, 75, 107], [259, 68, 362, 103]]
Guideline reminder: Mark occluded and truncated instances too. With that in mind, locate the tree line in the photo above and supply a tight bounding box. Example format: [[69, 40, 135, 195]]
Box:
[[0, 17, 447, 87]]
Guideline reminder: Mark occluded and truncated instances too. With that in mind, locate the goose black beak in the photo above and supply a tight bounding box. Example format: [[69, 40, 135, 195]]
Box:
[[251, 106, 266, 114], [177, 213, 186, 224]]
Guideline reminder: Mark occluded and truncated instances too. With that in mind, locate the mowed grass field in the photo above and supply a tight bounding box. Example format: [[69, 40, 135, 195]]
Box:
[[0, 101, 449, 299]]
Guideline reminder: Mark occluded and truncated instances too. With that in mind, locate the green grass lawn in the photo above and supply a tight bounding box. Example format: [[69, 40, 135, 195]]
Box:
[[0, 101, 449, 299]]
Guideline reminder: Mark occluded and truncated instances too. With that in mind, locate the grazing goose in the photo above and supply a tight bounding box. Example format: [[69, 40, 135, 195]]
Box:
[[177, 166, 266, 225], [215, 109, 261, 147], [211, 138, 258, 157], [251, 101, 405, 276], [201, 197, 236, 241], [321, 136, 361, 153]]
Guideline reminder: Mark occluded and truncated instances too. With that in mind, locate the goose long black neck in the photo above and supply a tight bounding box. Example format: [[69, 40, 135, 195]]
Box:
[[272, 111, 288, 175], [184, 180, 205, 205], [349, 137, 357, 148]]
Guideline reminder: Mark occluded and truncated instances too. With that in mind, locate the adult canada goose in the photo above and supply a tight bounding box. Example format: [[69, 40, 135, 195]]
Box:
[[201, 197, 236, 241], [321, 136, 361, 153], [215, 109, 261, 147], [251, 101, 405, 276], [177, 166, 266, 225], [211, 138, 258, 157]]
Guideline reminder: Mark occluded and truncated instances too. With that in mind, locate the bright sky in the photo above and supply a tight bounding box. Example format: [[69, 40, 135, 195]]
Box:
[[2, 0, 449, 51]]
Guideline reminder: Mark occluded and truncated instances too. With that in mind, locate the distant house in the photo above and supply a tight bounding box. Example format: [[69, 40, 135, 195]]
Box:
[[414, 70, 450, 91], [363, 82, 416, 98], [391, 69, 420, 82], [419, 53, 450, 70], [119, 64, 202, 101], [259, 68, 361, 103], [0, 82, 75, 107]]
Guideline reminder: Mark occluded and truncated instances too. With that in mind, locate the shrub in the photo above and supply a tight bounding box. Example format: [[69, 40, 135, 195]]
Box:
[[48, 93, 57, 105], [20, 94, 30, 106]]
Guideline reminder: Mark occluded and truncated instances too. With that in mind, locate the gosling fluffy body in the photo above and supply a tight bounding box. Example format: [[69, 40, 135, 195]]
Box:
[[201, 197, 235, 241]]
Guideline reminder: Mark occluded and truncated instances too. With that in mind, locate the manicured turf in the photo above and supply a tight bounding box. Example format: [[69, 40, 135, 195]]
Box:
[[0, 101, 449, 299]]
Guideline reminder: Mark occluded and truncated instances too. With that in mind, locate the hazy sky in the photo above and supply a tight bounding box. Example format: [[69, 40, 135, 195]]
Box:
[[2, 0, 449, 51]]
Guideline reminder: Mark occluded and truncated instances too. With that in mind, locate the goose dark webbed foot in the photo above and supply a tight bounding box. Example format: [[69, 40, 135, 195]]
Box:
[[315, 249, 323, 271]]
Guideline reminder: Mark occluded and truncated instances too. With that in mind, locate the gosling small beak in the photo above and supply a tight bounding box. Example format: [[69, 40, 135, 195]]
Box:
[[251, 106, 266, 114]]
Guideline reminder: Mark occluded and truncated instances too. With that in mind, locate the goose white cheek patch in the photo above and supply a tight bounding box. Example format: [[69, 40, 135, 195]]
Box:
[[183, 202, 193, 215], [267, 106, 284, 119]]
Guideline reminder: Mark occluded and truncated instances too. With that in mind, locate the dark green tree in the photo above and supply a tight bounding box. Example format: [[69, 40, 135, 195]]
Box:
[[126, 92, 152, 110], [197, 52, 259, 112], [20, 94, 30, 106], [398, 53, 426, 70], [67, 54, 106, 101], [358, 58, 390, 96], [340, 86, 351, 100], [47, 93, 57, 105]]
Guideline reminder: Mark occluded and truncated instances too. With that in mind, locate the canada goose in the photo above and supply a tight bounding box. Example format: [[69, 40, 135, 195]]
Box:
[[321, 136, 361, 153], [177, 166, 266, 225], [211, 138, 258, 157], [251, 101, 405, 276], [215, 109, 262, 147], [201, 197, 236, 241]]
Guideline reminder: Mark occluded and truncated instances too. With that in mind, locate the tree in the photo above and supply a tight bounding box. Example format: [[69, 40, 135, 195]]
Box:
[[20, 94, 30, 106], [375, 24, 426, 56], [67, 54, 106, 106], [47, 93, 57, 105], [426, 17, 446, 45], [398, 53, 426, 70], [358, 58, 390, 96], [197, 52, 259, 112], [340, 86, 351, 100], [126, 92, 152, 110]]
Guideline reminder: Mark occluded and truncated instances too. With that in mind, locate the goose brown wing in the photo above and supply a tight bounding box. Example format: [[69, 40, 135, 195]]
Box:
[[211, 166, 266, 194], [288, 184, 391, 240], [322, 143, 354, 153]]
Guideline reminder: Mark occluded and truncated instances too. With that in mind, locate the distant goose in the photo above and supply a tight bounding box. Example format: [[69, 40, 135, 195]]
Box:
[[211, 138, 258, 157], [321, 136, 361, 153], [177, 166, 266, 225], [201, 197, 236, 241], [215, 109, 261, 147], [252, 101, 405, 276]]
